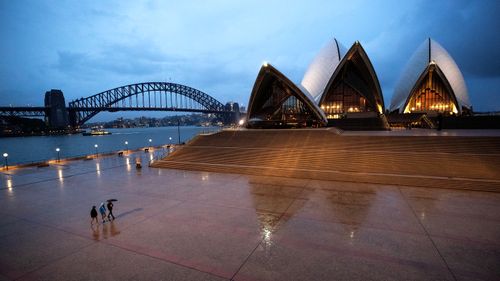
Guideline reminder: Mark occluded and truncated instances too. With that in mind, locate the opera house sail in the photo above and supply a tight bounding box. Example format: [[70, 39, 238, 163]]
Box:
[[390, 38, 471, 115], [246, 63, 327, 128], [300, 38, 346, 103], [319, 41, 385, 119]]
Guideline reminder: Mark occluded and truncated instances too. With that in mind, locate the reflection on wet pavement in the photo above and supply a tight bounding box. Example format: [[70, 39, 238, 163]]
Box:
[[0, 151, 499, 280]]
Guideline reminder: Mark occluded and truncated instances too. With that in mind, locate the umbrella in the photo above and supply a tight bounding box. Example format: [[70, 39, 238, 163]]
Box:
[[107, 199, 118, 202]]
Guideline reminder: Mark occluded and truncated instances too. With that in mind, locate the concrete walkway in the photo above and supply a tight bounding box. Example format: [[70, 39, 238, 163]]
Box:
[[0, 152, 499, 280]]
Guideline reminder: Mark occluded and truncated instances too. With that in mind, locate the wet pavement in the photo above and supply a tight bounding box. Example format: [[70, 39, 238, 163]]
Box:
[[0, 151, 499, 280]]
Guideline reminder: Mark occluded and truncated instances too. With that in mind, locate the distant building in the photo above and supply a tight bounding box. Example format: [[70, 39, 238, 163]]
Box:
[[44, 89, 69, 128], [224, 102, 240, 124], [390, 38, 471, 116]]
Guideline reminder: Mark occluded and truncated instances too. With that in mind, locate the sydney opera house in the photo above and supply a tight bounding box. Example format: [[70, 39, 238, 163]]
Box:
[[246, 38, 471, 129], [390, 38, 471, 116]]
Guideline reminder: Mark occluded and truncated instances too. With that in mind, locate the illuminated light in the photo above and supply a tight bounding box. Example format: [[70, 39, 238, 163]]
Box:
[[262, 61, 268, 67], [94, 144, 98, 148], [238, 119, 245, 126], [411, 107, 415, 111], [350, 231, 354, 239]]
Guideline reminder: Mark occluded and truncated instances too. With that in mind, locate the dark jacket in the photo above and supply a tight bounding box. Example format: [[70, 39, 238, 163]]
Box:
[[107, 202, 113, 211], [90, 207, 98, 218]]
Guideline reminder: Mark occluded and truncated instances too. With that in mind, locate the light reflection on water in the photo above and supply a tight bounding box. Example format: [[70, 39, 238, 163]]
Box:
[[263, 228, 272, 243], [6, 178, 12, 190], [58, 169, 64, 183], [0, 126, 217, 165], [96, 163, 101, 176], [125, 158, 131, 172]]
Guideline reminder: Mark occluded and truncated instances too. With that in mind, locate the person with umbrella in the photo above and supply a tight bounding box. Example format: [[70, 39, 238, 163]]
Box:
[[107, 199, 117, 221]]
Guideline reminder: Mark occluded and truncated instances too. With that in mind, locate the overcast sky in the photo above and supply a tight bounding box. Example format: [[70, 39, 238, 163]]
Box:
[[1, 0, 499, 120]]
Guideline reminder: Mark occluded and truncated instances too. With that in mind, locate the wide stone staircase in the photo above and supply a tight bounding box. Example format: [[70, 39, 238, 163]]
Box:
[[151, 129, 500, 192]]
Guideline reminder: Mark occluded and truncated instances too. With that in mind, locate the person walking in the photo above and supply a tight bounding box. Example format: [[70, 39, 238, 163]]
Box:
[[107, 201, 115, 221], [99, 202, 107, 223], [90, 206, 98, 225]]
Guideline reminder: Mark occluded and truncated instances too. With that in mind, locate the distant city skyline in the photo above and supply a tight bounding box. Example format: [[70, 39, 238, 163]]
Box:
[[1, 0, 499, 120]]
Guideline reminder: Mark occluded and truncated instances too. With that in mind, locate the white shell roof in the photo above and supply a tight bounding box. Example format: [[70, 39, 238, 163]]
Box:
[[390, 38, 470, 113], [300, 38, 346, 103]]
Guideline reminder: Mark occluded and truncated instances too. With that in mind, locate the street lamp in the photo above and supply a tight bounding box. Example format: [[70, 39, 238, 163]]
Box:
[[2, 153, 8, 170], [148, 139, 152, 149], [125, 141, 129, 151], [169, 137, 172, 144], [56, 148, 60, 162], [94, 144, 98, 158]]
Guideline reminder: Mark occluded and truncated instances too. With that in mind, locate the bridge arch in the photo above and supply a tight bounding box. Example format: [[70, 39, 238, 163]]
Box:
[[68, 82, 227, 126]]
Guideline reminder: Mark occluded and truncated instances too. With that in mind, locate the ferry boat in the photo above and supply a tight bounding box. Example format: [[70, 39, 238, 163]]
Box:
[[82, 128, 112, 136]]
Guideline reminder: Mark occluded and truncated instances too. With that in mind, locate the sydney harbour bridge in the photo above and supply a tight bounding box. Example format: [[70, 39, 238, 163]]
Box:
[[0, 82, 241, 128]]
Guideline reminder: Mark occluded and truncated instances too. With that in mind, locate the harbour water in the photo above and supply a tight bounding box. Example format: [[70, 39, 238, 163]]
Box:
[[0, 126, 218, 165]]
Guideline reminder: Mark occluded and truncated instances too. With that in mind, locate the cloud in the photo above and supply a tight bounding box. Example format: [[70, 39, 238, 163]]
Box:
[[1, 0, 499, 113]]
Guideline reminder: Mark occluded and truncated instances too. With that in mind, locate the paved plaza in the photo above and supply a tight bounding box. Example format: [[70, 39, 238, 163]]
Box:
[[0, 150, 499, 280]]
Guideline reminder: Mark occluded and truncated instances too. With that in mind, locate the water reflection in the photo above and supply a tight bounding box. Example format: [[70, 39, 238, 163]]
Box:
[[248, 180, 309, 250], [110, 221, 121, 236], [91, 225, 100, 241], [6, 178, 13, 194], [324, 187, 376, 236], [96, 162, 101, 176], [125, 158, 131, 172], [263, 228, 272, 244], [91, 221, 121, 241], [58, 169, 64, 183]]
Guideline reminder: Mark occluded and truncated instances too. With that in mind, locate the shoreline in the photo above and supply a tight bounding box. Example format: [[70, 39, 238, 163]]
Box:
[[0, 144, 174, 172]]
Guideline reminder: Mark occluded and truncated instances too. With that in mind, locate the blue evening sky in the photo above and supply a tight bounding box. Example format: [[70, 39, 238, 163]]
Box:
[[1, 0, 499, 120]]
